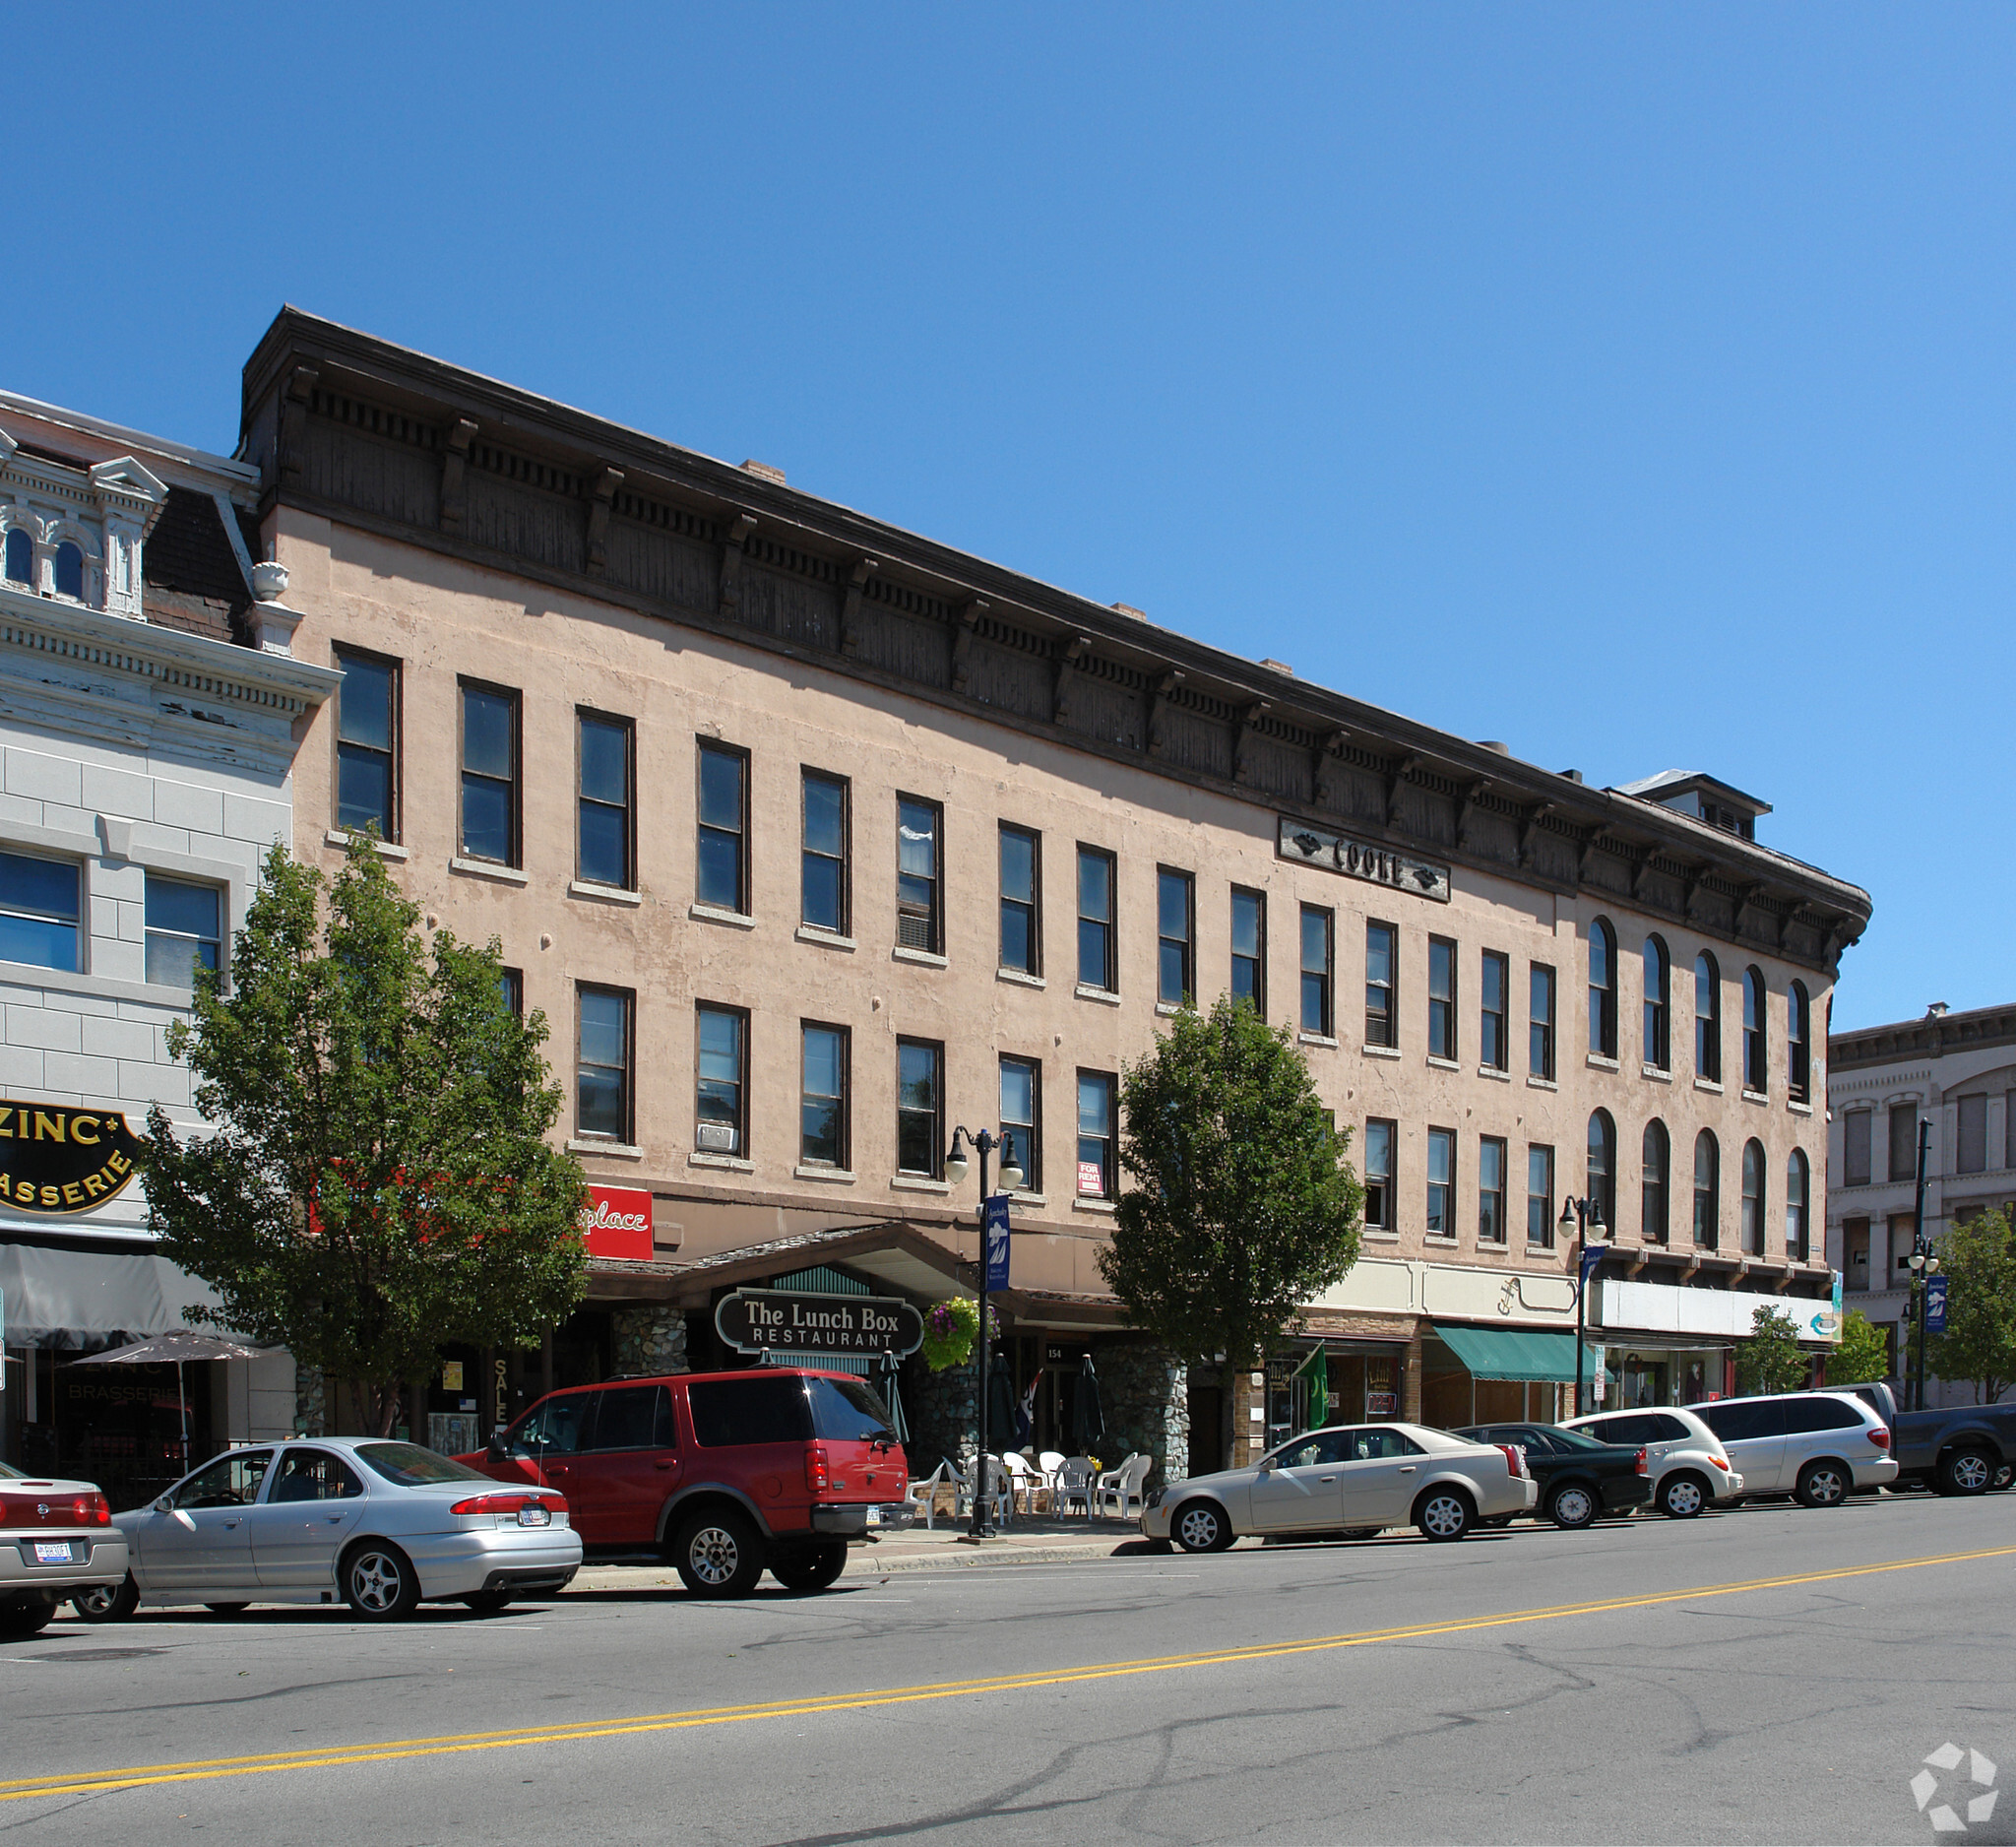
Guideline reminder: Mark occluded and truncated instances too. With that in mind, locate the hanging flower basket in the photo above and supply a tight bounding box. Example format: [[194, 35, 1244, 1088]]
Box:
[[920, 1299, 999, 1371]]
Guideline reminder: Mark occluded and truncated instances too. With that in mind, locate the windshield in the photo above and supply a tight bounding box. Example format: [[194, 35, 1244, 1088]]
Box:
[[807, 1375, 898, 1443], [0, 1460, 21, 1480], [1547, 1427, 1616, 1452], [354, 1442, 489, 1486]]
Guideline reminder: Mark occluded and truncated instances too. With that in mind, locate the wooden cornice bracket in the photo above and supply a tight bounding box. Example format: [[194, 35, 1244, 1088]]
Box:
[[585, 466, 625, 573], [439, 417, 477, 534], [1145, 669, 1187, 758], [1578, 830, 1614, 881], [278, 365, 320, 486], [1455, 777, 1492, 850], [718, 512, 759, 616], [1682, 864, 1712, 923], [1738, 881, 1771, 931], [1231, 698, 1271, 783], [1310, 729, 1349, 807], [1053, 635, 1093, 726], [1516, 800, 1556, 869], [1384, 753, 1421, 828], [839, 555, 879, 656], [1631, 853, 1659, 902], [950, 597, 988, 692]]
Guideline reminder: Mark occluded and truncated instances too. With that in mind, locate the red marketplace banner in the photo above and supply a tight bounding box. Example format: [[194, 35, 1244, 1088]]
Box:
[[580, 1184, 653, 1261]]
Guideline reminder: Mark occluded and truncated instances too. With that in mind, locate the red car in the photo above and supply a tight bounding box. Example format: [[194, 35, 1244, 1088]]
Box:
[[462, 1367, 912, 1596]]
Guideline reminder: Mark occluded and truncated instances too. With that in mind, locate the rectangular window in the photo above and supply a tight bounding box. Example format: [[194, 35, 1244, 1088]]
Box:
[[1365, 922, 1397, 1048], [576, 986, 632, 1143], [577, 710, 633, 889], [2008, 1092, 2016, 1171], [1426, 1127, 1456, 1237], [1480, 951, 1509, 1071], [1527, 1145, 1555, 1245], [696, 1003, 748, 1156], [499, 968, 523, 1017], [897, 796, 942, 952], [1000, 1054, 1040, 1194], [459, 680, 520, 865], [1077, 846, 1116, 990], [1158, 868, 1194, 1006], [1957, 1094, 1987, 1175], [1844, 1111, 1871, 1187], [1529, 964, 1556, 1080], [1077, 1070, 1115, 1198], [1427, 936, 1457, 1061], [1479, 1136, 1507, 1243], [999, 825, 1040, 975], [1299, 905, 1333, 1037], [800, 1022, 849, 1169], [1363, 1119, 1395, 1231], [334, 646, 399, 840], [1889, 1104, 1919, 1183], [896, 1039, 943, 1177], [1230, 887, 1266, 1012], [801, 770, 849, 933], [697, 741, 749, 914], [144, 875, 221, 988], [0, 850, 80, 972]]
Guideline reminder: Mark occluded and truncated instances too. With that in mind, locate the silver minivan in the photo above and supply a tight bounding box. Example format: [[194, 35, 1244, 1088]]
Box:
[[1692, 1391, 1897, 1506]]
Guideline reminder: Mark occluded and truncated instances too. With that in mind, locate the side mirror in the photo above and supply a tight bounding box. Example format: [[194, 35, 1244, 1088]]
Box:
[[153, 1496, 172, 1513], [485, 1427, 509, 1463]]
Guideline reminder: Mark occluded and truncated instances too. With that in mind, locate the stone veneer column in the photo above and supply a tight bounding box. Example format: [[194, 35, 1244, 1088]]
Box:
[[611, 1305, 689, 1376], [1089, 1344, 1189, 1488], [1402, 1327, 1424, 1423]]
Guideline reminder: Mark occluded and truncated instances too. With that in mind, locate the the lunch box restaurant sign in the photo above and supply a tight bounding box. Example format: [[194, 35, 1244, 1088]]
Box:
[[716, 1289, 924, 1359], [0, 1100, 148, 1215]]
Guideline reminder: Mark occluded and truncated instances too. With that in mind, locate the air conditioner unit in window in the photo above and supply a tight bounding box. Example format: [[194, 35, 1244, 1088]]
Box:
[[696, 1121, 738, 1154], [897, 910, 933, 950]]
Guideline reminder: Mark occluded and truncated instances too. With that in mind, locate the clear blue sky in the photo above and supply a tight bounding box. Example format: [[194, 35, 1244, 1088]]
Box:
[[13, 7, 2010, 1032]]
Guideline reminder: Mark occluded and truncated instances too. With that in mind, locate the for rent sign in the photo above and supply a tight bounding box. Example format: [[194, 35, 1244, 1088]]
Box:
[[715, 1289, 924, 1359], [0, 1100, 148, 1215]]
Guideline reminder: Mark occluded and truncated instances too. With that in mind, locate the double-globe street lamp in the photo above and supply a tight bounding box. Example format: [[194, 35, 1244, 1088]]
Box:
[[1559, 1191, 1608, 1417], [1905, 1116, 1942, 1412], [944, 1123, 1023, 1539]]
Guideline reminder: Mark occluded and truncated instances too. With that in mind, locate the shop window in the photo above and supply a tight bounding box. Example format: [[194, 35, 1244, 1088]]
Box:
[[1527, 1144, 1554, 1245], [1479, 1136, 1507, 1243], [334, 646, 399, 840], [1641, 1119, 1670, 1243], [1426, 1127, 1455, 1237], [1158, 868, 1194, 1005], [1076, 846, 1115, 990], [0, 850, 81, 972], [897, 1039, 943, 1177], [1693, 1130, 1720, 1248], [1695, 952, 1722, 1083], [1427, 936, 1457, 1060], [1529, 963, 1555, 1079], [1000, 1054, 1040, 1193], [577, 710, 634, 889], [802, 771, 850, 934], [1077, 1070, 1115, 1198], [1299, 906, 1333, 1037], [1643, 935, 1670, 1070], [897, 796, 942, 952], [697, 741, 749, 914], [999, 824, 1039, 974], [1365, 922, 1397, 1048], [696, 1003, 748, 1156], [144, 874, 222, 988], [1230, 887, 1265, 1011], [800, 1022, 849, 1169], [1363, 1119, 1395, 1231], [575, 986, 632, 1143], [1588, 918, 1617, 1058], [459, 680, 520, 866]]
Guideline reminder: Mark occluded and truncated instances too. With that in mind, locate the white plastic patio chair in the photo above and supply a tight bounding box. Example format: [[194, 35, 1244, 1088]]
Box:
[[1093, 1452, 1151, 1520], [978, 1454, 1015, 1527], [1001, 1450, 1048, 1514], [907, 1459, 967, 1531], [1055, 1456, 1095, 1519]]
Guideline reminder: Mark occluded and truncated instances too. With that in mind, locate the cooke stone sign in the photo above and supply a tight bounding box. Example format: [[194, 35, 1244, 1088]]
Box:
[[715, 1289, 924, 1359], [0, 1101, 148, 1214], [1278, 816, 1451, 904]]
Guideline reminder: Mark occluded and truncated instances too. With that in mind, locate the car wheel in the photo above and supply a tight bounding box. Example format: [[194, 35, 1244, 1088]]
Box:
[[73, 1575, 139, 1624], [342, 1542, 421, 1621], [461, 1591, 513, 1615], [1415, 1488, 1475, 1543], [1340, 1528, 1380, 1541], [1548, 1484, 1599, 1529], [1795, 1460, 1851, 1508], [1659, 1473, 1707, 1519], [0, 1600, 54, 1640], [205, 1603, 250, 1616], [1993, 1462, 2014, 1493], [769, 1541, 849, 1593], [672, 1509, 766, 1597], [1171, 1499, 1235, 1554], [1941, 1447, 1996, 1497]]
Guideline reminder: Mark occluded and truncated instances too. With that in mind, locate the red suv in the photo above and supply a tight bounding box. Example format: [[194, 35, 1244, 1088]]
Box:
[[462, 1368, 912, 1596]]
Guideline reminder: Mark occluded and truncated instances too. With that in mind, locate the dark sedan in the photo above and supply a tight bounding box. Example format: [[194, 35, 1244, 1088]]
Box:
[[1452, 1423, 1651, 1529]]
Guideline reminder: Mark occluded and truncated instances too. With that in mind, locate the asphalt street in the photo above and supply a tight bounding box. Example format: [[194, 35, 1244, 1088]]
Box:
[[2, 1492, 2010, 1846]]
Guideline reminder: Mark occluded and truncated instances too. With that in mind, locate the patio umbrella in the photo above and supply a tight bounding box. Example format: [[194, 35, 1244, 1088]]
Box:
[[68, 1329, 279, 1480], [987, 1354, 1019, 1454], [879, 1352, 911, 1443], [1071, 1354, 1105, 1456]]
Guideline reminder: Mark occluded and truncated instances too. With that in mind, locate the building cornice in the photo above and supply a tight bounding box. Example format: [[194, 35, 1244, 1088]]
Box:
[[1830, 1005, 2016, 1071]]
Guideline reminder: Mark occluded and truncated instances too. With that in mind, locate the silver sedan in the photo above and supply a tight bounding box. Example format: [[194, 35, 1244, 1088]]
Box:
[[72, 1437, 580, 1624], [1, 1460, 128, 1640]]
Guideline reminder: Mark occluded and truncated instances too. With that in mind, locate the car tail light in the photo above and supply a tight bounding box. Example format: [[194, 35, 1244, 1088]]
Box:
[[448, 1492, 562, 1517], [1497, 1444, 1528, 1480], [1635, 1447, 1649, 1476], [806, 1444, 831, 1493], [1868, 1427, 1890, 1448], [1709, 1455, 1731, 1470], [0, 1492, 109, 1528]]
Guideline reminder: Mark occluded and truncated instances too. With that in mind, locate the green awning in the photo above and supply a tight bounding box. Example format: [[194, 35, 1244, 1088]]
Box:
[[1430, 1324, 1605, 1384]]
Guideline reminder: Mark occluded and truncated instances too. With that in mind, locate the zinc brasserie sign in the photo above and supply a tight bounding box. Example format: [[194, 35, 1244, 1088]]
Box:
[[1278, 817, 1451, 904], [715, 1289, 924, 1359], [0, 1101, 148, 1214]]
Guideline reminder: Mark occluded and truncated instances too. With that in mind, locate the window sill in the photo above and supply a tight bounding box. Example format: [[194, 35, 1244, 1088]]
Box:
[[1361, 1228, 1400, 1242], [567, 1137, 643, 1160], [1075, 984, 1121, 1007], [893, 945, 949, 969], [688, 1151, 753, 1173], [1525, 1242, 1557, 1253], [1298, 1031, 1338, 1050], [1641, 1063, 1671, 1084], [325, 828, 408, 860], [996, 967, 1044, 989], [1426, 1055, 1460, 1073], [570, 879, 642, 907], [795, 925, 855, 951], [1477, 1064, 1511, 1083], [1424, 1235, 1460, 1247], [1155, 1000, 1185, 1018], [1361, 1044, 1402, 1061], [1526, 1074, 1558, 1091], [1009, 1190, 1047, 1208], [891, 1174, 951, 1194], [1586, 1052, 1620, 1073], [1742, 1089, 1770, 1106], [1073, 1195, 1116, 1215], [451, 856, 529, 885], [1694, 1077, 1724, 1095], [689, 903, 755, 929], [1789, 1100, 1814, 1116], [793, 1165, 855, 1183]]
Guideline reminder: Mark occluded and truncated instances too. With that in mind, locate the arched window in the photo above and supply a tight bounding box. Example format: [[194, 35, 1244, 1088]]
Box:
[[1695, 952, 1721, 1083], [53, 541, 83, 601], [1693, 1130, 1720, 1248], [1786, 1149, 1809, 1262], [1641, 1118, 1670, 1243], [1588, 918, 1617, 1059], [1788, 981, 1811, 1104], [1743, 968, 1768, 1094], [1740, 1138, 1766, 1254], [1588, 1109, 1615, 1232], [1643, 936, 1670, 1070], [3, 528, 29, 585]]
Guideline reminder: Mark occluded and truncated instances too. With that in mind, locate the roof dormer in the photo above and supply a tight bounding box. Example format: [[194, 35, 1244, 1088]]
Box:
[[0, 430, 169, 617]]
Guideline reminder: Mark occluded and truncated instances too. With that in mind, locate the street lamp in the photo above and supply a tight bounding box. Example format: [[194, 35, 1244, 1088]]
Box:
[[1560, 1191, 1607, 1417], [1906, 1116, 1938, 1413], [944, 1123, 1023, 1539]]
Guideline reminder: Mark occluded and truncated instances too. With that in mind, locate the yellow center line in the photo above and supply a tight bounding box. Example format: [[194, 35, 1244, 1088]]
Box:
[[7, 1542, 2011, 1804]]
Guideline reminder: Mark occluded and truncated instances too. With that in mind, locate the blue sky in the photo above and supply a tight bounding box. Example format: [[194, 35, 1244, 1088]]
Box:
[[13, 7, 2010, 1031]]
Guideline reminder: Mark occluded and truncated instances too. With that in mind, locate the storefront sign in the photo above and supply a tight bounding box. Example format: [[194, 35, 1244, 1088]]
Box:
[[715, 1289, 923, 1358], [1365, 1391, 1397, 1416], [0, 1101, 147, 1215], [578, 1184, 654, 1261], [1277, 817, 1451, 905]]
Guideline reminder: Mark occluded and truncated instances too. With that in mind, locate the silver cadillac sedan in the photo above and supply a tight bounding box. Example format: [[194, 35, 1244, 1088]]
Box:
[[1, 1460, 129, 1639], [71, 1437, 580, 1624], [1140, 1421, 1539, 1551]]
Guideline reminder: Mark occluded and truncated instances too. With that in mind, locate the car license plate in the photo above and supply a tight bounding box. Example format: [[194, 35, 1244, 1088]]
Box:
[[865, 1506, 882, 1528], [33, 1542, 74, 1565], [517, 1505, 550, 1527]]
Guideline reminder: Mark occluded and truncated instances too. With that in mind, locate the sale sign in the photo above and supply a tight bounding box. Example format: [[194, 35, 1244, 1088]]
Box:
[[579, 1184, 653, 1261]]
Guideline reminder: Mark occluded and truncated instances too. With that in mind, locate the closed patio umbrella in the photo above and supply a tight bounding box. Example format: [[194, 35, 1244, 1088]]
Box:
[[879, 1352, 911, 1443], [68, 1329, 279, 1480], [987, 1354, 1019, 1454], [1071, 1354, 1105, 1456]]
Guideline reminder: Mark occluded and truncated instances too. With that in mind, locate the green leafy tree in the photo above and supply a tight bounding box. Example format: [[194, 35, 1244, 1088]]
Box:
[[1827, 1307, 1891, 1386], [144, 836, 588, 1434], [1097, 997, 1362, 1462], [1734, 1306, 1811, 1395], [1906, 1210, 2016, 1404]]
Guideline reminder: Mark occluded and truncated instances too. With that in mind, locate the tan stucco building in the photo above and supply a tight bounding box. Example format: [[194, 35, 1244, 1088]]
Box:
[[235, 312, 1869, 1476]]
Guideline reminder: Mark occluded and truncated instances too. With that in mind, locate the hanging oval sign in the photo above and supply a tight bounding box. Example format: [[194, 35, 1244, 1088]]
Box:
[[0, 1100, 148, 1215], [715, 1289, 923, 1359]]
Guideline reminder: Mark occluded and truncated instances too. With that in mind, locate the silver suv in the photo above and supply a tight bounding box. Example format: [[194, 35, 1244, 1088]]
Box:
[[1691, 1391, 1897, 1506]]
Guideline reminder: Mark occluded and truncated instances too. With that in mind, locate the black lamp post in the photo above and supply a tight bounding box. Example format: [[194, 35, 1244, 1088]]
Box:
[[1905, 1117, 1940, 1412], [944, 1123, 1023, 1539], [1559, 1191, 1607, 1417]]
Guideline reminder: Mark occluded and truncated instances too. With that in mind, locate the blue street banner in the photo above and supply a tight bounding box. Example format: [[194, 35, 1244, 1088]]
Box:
[[1925, 1274, 1949, 1335], [1579, 1243, 1608, 1287], [983, 1195, 1011, 1291]]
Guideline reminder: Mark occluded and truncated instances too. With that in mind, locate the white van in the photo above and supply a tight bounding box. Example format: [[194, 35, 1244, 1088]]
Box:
[[1563, 1406, 1742, 1518], [1691, 1391, 1897, 1505]]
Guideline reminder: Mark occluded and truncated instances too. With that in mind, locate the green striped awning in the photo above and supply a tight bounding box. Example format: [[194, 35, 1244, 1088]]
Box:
[[1430, 1324, 1605, 1384]]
